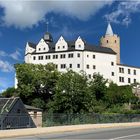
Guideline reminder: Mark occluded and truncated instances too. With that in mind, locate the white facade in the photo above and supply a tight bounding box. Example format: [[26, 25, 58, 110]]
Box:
[[23, 26, 140, 87]]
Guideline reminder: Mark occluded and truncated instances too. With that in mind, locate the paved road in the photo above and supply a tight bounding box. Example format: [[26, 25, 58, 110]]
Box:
[[2, 126, 140, 140]]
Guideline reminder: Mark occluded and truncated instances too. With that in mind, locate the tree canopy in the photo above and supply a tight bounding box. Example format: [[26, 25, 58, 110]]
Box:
[[2, 63, 138, 114]]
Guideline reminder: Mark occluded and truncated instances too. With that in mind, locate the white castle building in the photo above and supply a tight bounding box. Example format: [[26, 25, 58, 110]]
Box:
[[23, 23, 140, 86]]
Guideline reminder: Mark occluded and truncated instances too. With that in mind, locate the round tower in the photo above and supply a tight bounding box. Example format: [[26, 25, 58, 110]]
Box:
[[100, 23, 120, 64]]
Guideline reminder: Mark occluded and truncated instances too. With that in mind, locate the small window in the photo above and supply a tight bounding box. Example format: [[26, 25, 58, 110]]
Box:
[[46, 55, 50, 59], [128, 78, 131, 83], [119, 67, 124, 73], [44, 48, 45, 50], [87, 55, 89, 58], [119, 77, 124, 82], [88, 74, 91, 79], [134, 70, 136, 75], [107, 40, 109, 43], [93, 55, 95, 59], [39, 48, 41, 51], [115, 40, 117, 43], [86, 65, 89, 69], [79, 44, 81, 47], [128, 69, 131, 74], [77, 53, 80, 57], [68, 53, 73, 58], [63, 46, 65, 49], [112, 72, 114, 76], [69, 64, 72, 68], [53, 55, 58, 59], [61, 64, 66, 69], [58, 46, 60, 49], [77, 64, 80, 68], [55, 64, 58, 69], [60, 54, 66, 59], [134, 79, 136, 83], [93, 65, 96, 69], [41, 56, 43, 60], [33, 56, 36, 60], [111, 62, 114, 66]]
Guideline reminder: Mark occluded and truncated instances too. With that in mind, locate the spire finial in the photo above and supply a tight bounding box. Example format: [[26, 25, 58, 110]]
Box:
[[46, 21, 49, 32], [106, 22, 113, 36]]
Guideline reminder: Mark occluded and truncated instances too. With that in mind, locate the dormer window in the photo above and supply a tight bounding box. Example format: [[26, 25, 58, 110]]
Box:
[[63, 46, 65, 49], [79, 44, 81, 47], [58, 46, 60, 49], [39, 48, 41, 51]]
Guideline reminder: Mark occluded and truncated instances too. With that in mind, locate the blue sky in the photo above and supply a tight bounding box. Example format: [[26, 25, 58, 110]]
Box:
[[0, 0, 140, 92]]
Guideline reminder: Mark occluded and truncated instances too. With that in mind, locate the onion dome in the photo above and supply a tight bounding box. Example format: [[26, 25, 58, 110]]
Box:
[[43, 32, 53, 43]]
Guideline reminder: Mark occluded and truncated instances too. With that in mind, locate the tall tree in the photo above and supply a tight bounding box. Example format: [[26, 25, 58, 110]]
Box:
[[89, 73, 108, 101], [48, 70, 91, 113], [15, 63, 60, 109]]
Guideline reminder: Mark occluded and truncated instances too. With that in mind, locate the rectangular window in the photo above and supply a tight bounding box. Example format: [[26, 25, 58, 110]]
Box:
[[88, 74, 91, 79], [46, 55, 50, 59], [61, 64, 66, 69], [119, 67, 124, 73], [134, 79, 136, 83], [41, 56, 43, 60], [77, 53, 80, 57], [128, 78, 131, 83], [68, 53, 73, 58], [77, 64, 80, 68], [134, 70, 136, 75], [33, 56, 36, 60], [111, 62, 114, 66], [38, 56, 40, 60], [60, 54, 66, 59], [53, 55, 58, 59], [38, 56, 43, 60], [93, 55, 95, 59], [69, 64, 72, 68], [86, 64, 89, 69], [112, 72, 114, 76], [55, 64, 58, 69], [119, 77, 124, 82], [128, 69, 131, 74], [93, 65, 96, 69]]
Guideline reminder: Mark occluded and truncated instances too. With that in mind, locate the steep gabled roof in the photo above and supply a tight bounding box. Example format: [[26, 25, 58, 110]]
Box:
[[28, 42, 36, 48]]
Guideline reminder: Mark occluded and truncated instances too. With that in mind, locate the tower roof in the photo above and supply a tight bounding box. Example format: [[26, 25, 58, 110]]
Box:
[[106, 23, 113, 36]]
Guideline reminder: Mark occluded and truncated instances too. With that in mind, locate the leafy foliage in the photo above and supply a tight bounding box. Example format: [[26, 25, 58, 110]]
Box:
[[3, 63, 138, 114], [48, 70, 91, 113], [2, 87, 17, 97]]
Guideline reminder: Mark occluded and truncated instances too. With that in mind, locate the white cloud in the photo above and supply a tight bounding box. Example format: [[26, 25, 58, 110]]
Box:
[[0, 50, 7, 57], [0, 49, 21, 60], [0, 0, 113, 29], [105, 1, 140, 26], [10, 50, 21, 60], [0, 60, 14, 72]]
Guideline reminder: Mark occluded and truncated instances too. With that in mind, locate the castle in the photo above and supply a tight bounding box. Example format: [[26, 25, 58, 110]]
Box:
[[22, 23, 140, 87]]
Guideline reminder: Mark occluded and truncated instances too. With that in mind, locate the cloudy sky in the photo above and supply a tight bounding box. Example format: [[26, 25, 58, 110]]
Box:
[[0, 0, 140, 92]]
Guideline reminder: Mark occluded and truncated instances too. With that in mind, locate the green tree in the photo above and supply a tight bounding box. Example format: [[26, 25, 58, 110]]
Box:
[[89, 73, 108, 101], [15, 63, 60, 109], [105, 82, 137, 106], [48, 70, 91, 113], [2, 87, 17, 97]]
